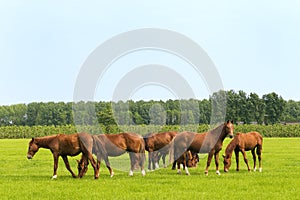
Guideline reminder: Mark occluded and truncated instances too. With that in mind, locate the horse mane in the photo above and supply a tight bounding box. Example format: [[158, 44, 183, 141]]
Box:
[[206, 122, 227, 141], [34, 135, 58, 147]]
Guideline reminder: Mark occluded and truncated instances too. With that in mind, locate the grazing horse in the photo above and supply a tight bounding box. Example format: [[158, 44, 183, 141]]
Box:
[[78, 132, 146, 178], [223, 132, 263, 172], [143, 131, 177, 170], [172, 120, 234, 175], [175, 150, 199, 174], [26, 133, 99, 179]]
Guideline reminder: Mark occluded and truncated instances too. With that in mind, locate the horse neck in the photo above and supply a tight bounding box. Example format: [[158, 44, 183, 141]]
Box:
[[35, 135, 57, 149], [210, 124, 227, 144], [225, 140, 236, 158]]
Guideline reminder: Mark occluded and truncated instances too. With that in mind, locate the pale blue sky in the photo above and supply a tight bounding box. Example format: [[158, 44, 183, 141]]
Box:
[[0, 0, 300, 105]]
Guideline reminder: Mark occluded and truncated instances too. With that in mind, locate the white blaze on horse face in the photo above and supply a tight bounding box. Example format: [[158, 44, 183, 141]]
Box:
[[141, 169, 146, 176], [129, 170, 133, 176]]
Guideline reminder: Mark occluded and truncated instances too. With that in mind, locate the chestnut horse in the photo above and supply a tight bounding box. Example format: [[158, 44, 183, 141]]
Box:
[[223, 132, 263, 172], [26, 132, 99, 179], [143, 131, 177, 170], [78, 132, 146, 178], [172, 120, 234, 175], [175, 150, 199, 174]]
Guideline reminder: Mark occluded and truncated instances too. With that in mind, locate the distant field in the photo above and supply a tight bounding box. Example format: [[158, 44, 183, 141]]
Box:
[[0, 138, 300, 199]]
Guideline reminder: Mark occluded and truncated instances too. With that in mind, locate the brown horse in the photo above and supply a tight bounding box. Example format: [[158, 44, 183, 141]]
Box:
[[143, 131, 177, 170], [26, 132, 99, 179], [172, 120, 234, 175], [78, 132, 146, 178], [175, 150, 199, 174], [223, 132, 263, 172]]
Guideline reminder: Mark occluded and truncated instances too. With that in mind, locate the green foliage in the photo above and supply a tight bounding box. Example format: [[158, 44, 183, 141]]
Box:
[[0, 90, 300, 127], [0, 124, 300, 139]]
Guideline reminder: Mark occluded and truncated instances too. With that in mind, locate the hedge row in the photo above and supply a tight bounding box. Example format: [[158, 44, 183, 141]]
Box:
[[0, 124, 299, 139]]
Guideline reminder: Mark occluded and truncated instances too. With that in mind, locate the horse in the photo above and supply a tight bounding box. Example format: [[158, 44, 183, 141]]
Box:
[[77, 132, 146, 178], [172, 120, 234, 175], [223, 132, 263, 172], [26, 132, 99, 179], [143, 131, 177, 170], [175, 150, 199, 174]]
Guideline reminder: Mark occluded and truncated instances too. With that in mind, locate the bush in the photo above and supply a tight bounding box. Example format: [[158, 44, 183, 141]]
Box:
[[0, 124, 300, 139]]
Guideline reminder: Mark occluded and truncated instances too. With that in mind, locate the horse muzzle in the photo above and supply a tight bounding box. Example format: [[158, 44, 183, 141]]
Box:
[[27, 154, 33, 159]]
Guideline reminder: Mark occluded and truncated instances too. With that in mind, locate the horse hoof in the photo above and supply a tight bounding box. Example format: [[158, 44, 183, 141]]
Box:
[[110, 172, 114, 178], [204, 172, 208, 176], [216, 171, 221, 175], [259, 168, 262, 172], [129, 170, 134, 176], [52, 175, 57, 179]]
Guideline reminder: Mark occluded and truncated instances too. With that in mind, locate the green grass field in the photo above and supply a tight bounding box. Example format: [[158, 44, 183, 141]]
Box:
[[1, 138, 300, 200]]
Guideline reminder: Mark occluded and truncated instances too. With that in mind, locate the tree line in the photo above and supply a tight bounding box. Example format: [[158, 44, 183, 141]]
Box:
[[0, 90, 299, 127]]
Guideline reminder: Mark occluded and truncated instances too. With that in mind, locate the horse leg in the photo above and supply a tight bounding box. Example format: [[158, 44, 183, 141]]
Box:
[[162, 153, 167, 168], [241, 149, 250, 171], [214, 152, 221, 175], [61, 155, 76, 178], [177, 159, 181, 174], [139, 152, 146, 176], [147, 151, 152, 170], [155, 152, 161, 169], [205, 150, 215, 175], [257, 145, 262, 172], [103, 155, 114, 177], [235, 149, 240, 171], [251, 149, 257, 171], [88, 153, 100, 179], [129, 152, 136, 176], [183, 152, 190, 175], [172, 160, 177, 170], [52, 154, 59, 179]]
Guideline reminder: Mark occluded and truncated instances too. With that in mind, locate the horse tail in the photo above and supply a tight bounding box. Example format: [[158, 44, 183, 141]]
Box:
[[257, 133, 263, 155], [169, 137, 175, 164], [139, 137, 146, 166], [92, 135, 107, 160]]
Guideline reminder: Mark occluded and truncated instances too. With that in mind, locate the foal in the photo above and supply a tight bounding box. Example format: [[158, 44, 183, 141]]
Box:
[[223, 132, 263, 172]]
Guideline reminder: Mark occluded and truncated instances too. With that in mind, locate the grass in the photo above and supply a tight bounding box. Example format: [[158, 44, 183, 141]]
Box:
[[0, 138, 300, 199]]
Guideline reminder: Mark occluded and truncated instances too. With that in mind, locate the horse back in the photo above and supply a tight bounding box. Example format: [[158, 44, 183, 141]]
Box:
[[146, 131, 177, 151], [237, 132, 262, 150], [56, 133, 82, 156]]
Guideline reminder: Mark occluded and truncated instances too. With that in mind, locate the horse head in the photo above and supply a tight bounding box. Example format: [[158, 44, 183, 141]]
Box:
[[223, 154, 231, 172], [225, 120, 234, 138], [27, 138, 39, 159]]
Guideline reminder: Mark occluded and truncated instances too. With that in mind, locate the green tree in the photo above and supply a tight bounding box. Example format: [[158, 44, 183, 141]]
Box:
[[263, 92, 286, 124]]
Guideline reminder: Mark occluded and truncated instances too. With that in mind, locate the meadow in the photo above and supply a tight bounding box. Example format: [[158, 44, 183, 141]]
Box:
[[0, 138, 300, 200]]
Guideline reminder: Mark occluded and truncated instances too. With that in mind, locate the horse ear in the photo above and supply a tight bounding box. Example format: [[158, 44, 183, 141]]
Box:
[[231, 120, 234, 124], [226, 120, 229, 124]]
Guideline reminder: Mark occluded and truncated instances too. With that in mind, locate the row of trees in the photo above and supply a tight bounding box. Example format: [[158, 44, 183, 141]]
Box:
[[0, 90, 299, 127]]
